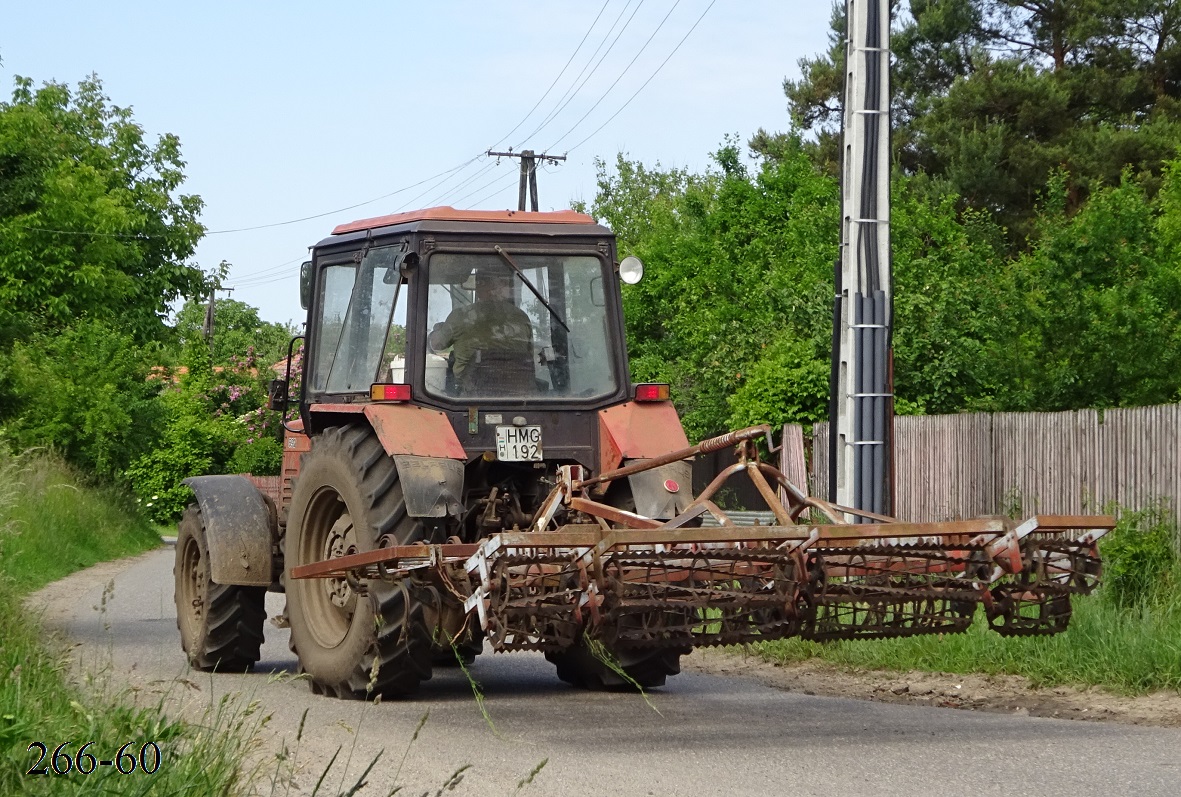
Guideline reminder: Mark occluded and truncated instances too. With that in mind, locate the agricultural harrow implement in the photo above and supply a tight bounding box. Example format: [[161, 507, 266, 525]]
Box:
[[291, 426, 1112, 657]]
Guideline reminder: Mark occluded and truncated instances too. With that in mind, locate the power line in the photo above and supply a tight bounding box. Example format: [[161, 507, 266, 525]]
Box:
[[545, 0, 685, 152], [564, 0, 716, 155], [486, 0, 613, 152], [231, 254, 307, 281], [451, 166, 525, 208], [232, 269, 302, 288], [419, 158, 502, 209], [204, 157, 480, 234], [230, 269, 300, 288], [464, 171, 523, 210], [398, 3, 614, 211], [486, 150, 567, 211], [11, 224, 159, 239], [424, 2, 616, 209], [15, 2, 715, 243], [515, 0, 646, 148], [10, 157, 482, 240]]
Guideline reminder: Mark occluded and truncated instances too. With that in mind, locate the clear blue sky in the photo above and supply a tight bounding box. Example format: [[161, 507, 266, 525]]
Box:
[[2, 1, 834, 326]]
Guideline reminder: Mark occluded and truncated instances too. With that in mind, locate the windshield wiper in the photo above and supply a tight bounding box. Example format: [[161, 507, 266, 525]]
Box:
[[493, 245, 570, 332]]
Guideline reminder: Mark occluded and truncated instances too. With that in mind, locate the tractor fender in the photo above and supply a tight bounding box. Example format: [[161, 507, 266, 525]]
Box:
[[625, 459, 694, 520], [392, 455, 465, 518], [182, 475, 275, 586], [598, 401, 690, 474], [598, 401, 694, 519]]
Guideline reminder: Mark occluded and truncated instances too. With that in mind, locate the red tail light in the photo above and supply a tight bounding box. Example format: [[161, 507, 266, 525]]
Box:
[[634, 383, 670, 402], [370, 383, 411, 402]]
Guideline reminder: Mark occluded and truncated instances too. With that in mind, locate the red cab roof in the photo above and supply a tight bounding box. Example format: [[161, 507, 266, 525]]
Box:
[[332, 206, 596, 235]]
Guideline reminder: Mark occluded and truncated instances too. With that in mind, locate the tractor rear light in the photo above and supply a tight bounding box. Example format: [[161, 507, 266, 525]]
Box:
[[634, 383, 670, 402], [370, 383, 411, 402]]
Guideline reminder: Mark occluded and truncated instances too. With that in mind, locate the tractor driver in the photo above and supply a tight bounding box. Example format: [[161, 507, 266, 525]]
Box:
[[428, 267, 535, 394]]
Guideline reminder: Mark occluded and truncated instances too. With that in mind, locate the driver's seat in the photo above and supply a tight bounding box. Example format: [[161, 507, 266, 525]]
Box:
[[459, 351, 535, 396]]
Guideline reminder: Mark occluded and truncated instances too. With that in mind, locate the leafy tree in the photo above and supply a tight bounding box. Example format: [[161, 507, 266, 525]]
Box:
[[0, 321, 164, 479], [780, 1, 1181, 239], [588, 141, 838, 439], [890, 175, 1009, 414], [173, 296, 298, 368], [984, 165, 1181, 410], [591, 128, 1181, 429], [0, 74, 206, 347]]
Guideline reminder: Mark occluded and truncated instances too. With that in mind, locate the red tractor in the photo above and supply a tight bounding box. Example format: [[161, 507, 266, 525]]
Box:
[[175, 206, 1112, 699]]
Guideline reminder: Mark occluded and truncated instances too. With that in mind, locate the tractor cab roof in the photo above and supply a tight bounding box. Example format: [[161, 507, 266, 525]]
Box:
[[332, 206, 597, 235], [317, 207, 609, 250]]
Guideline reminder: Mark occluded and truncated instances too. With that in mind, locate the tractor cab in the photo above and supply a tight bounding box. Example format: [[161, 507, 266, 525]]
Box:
[[293, 208, 643, 459]]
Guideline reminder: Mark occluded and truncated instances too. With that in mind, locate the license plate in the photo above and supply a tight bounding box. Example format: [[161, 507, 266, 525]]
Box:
[[496, 425, 543, 461]]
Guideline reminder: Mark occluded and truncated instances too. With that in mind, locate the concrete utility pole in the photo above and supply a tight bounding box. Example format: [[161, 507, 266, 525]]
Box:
[[487, 149, 567, 211], [830, 0, 893, 518]]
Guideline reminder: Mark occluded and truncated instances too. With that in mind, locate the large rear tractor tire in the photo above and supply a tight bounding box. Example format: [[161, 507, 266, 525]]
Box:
[[174, 505, 266, 672], [285, 425, 434, 699]]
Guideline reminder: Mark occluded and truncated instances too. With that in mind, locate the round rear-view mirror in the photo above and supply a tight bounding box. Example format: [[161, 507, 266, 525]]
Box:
[[619, 256, 644, 285]]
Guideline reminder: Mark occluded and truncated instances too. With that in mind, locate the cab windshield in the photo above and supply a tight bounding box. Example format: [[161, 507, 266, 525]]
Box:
[[424, 251, 617, 400]]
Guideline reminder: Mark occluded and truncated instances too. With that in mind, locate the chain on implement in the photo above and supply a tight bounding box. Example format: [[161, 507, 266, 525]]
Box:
[[291, 426, 1113, 653]]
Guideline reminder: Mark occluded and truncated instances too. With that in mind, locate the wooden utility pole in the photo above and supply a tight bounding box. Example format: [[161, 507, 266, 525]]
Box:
[[203, 284, 233, 353], [486, 149, 567, 211]]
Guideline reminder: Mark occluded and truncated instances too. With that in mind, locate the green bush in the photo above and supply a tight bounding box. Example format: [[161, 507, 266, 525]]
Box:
[[124, 410, 221, 523], [124, 340, 279, 523], [0, 321, 163, 480], [225, 436, 283, 476], [1100, 504, 1180, 608]]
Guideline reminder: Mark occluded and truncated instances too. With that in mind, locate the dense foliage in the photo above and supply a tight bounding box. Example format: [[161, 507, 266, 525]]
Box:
[[125, 340, 283, 523], [0, 75, 287, 519], [582, 142, 837, 440], [773, 0, 1181, 241], [0, 75, 206, 346], [588, 148, 1181, 435], [585, 1, 1181, 436], [1100, 503, 1181, 608]]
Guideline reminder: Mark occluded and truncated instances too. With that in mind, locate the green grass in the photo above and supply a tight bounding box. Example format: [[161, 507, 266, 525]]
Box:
[[0, 449, 261, 795], [0, 450, 162, 591], [0, 449, 549, 796], [750, 592, 1181, 694]]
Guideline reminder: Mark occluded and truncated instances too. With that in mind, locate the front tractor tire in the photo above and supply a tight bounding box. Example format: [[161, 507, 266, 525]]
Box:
[[174, 505, 266, 672], [546, 643, 684, 690], [546, 486, 686, 690], [285, 425, 434, 699]]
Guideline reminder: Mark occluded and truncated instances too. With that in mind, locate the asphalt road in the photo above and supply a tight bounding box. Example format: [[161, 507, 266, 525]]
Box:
[[32, 546, 1181, 797]]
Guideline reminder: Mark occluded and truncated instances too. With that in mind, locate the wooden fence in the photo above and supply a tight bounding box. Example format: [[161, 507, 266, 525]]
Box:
[[809, 404, 1181, 526]]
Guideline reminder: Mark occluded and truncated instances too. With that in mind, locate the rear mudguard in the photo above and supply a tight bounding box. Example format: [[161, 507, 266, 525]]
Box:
[[182, 475, 275, 586], [392, 455, 465, 518], [626, 460, 693, 520]]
